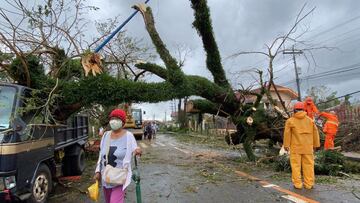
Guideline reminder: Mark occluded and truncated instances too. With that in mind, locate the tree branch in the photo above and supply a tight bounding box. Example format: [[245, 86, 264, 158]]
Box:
[[190, 0, 230, 88], [274, 5, 315, 55], [132, 4, 179, 72], [270, 81, 290, 117], [190, 99, 228, 117], [0, 33, 30, 86], [134, 70, 146, 82], [135, 63, 168, 80], [226, 51, 269, 59]]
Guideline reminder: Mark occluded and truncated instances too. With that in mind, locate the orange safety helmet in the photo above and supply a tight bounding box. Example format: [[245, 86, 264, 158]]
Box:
[[294, 102, 305, 110], [305, 96, 313, 104]]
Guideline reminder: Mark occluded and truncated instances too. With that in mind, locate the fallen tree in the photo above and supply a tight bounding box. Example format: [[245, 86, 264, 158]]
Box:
[[0, 0, 314, 161]]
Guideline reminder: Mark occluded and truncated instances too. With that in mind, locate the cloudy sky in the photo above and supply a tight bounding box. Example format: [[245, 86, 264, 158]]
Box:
[[86, 0, 360, 121]]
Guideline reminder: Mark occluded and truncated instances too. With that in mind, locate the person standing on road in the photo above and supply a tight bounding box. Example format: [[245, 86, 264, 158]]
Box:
[[151, 122, 157, 139], [145, 122, 153, 141], [319, 111, 339, 150], [303, 96, 319, 120], [283, 102, 320, 189], [94, 109, 142, 203]]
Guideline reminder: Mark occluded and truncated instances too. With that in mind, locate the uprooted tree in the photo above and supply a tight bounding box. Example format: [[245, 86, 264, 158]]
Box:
[[0, 0, 315, 160]]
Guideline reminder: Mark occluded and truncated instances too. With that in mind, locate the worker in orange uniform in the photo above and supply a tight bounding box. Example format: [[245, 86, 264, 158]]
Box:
[[283, 102, 320, 189], [303, 97, 319, 120], [319, 111, 339, 150]]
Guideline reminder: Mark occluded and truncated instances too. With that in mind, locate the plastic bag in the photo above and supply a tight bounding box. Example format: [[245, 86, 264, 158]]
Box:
[[88, 180, 100, 202], [279, 146, 290, 156]]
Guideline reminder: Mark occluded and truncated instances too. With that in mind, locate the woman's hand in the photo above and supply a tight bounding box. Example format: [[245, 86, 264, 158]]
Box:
[[134, 147, 142, 156], [93, 172, 101, 182]]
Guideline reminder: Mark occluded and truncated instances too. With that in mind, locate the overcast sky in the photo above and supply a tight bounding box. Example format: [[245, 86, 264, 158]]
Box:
[[86, 0, 360, 121]]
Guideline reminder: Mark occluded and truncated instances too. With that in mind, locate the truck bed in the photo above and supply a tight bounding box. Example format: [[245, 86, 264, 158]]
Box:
[[55, 116, 89, 150]]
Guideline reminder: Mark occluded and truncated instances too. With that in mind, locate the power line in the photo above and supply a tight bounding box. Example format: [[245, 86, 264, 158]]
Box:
[[279, 62, 360, 86], [316, 90, 360, 105], [305, 14, 360, 41], [293, 14, 360, 50], [305, 66, 360, 80], [314, 26, 360, 46], [274, 59, 293, 73], [281, 65, 360, 85], [334, 36, 360, 47], [282, 68, 360, 86]]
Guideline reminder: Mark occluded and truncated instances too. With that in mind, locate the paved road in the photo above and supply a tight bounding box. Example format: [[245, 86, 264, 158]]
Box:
[[50, 133, 360, 203], [126, 134, 287, 203]]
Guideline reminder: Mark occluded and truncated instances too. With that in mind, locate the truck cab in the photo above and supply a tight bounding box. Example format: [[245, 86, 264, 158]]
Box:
[[132, 108, 143, 129], [0, 83, 88, 203], [125, 108, 144, 140]]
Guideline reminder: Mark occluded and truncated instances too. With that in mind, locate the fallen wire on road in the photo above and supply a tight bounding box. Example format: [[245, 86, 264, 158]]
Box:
[[49, 193, 68, 200], [57, 180, 88, 195], [338, 172, 360, 180], [352, 187, 360, 200], [151, 171, 170, 176], [166, 186, 173, 198], [255, 155, 277, 166]]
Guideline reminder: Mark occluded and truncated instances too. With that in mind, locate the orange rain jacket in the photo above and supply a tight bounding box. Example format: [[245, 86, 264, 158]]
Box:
[[320, 112, 339, 135], [283, 111, 320, 154], [303, 101, 319, 119]]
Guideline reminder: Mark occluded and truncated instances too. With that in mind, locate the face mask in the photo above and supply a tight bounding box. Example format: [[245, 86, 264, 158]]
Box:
[[109, 119, 123, 131]]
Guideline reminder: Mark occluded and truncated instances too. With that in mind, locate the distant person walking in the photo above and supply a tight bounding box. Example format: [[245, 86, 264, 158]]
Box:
[[151, 122, 157, 139], [283, 102, 320, 189]]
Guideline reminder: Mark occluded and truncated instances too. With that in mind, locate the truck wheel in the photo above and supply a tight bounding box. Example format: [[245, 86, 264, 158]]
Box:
[[63, 147, 86, 176], [28, 164, 52, 203]]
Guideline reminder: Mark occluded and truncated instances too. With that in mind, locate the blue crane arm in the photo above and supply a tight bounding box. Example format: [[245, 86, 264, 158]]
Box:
[[94, 0, 150, 53]]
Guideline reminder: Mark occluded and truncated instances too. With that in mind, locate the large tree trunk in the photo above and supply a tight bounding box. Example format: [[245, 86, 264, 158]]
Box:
[[243, 126, 256, 161]]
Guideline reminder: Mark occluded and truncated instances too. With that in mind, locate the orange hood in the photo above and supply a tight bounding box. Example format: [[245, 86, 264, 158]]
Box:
[[294, 111, 307, 119]]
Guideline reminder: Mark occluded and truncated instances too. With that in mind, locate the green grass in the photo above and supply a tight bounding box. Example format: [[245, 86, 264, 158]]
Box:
[[269, 172, 291, 182], [344, 160, 360, 174], [198, 168, 222, 183], [183, 185, 198, 193], [316, 176, 338, 184]]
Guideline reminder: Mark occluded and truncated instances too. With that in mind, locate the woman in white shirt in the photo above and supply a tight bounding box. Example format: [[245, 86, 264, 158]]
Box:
[[94, 109, 142, 203]]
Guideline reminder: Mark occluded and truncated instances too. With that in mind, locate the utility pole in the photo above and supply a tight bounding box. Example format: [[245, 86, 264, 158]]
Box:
[[170, 100, 174, 113], [283, 45, 303, 101]]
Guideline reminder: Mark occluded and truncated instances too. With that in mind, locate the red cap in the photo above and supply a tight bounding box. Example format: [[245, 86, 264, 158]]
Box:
[[294, 102, 304, 110], [109, 109, 126, 124]]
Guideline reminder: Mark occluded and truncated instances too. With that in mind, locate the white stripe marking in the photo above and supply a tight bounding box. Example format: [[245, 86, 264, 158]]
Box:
[[139, 143, 148, 149], [168, 143, 175, 147], [174, 146, 190, 154], [263, 184, 278, 188], [151, 143, 158, 147], [281, 195, 307, 203], [157, 142, 166, 147]]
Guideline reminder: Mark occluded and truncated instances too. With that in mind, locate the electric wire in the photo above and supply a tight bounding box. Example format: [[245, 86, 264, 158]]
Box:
[[279, 62, 360, 86], [316, 90, 360, 104]]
